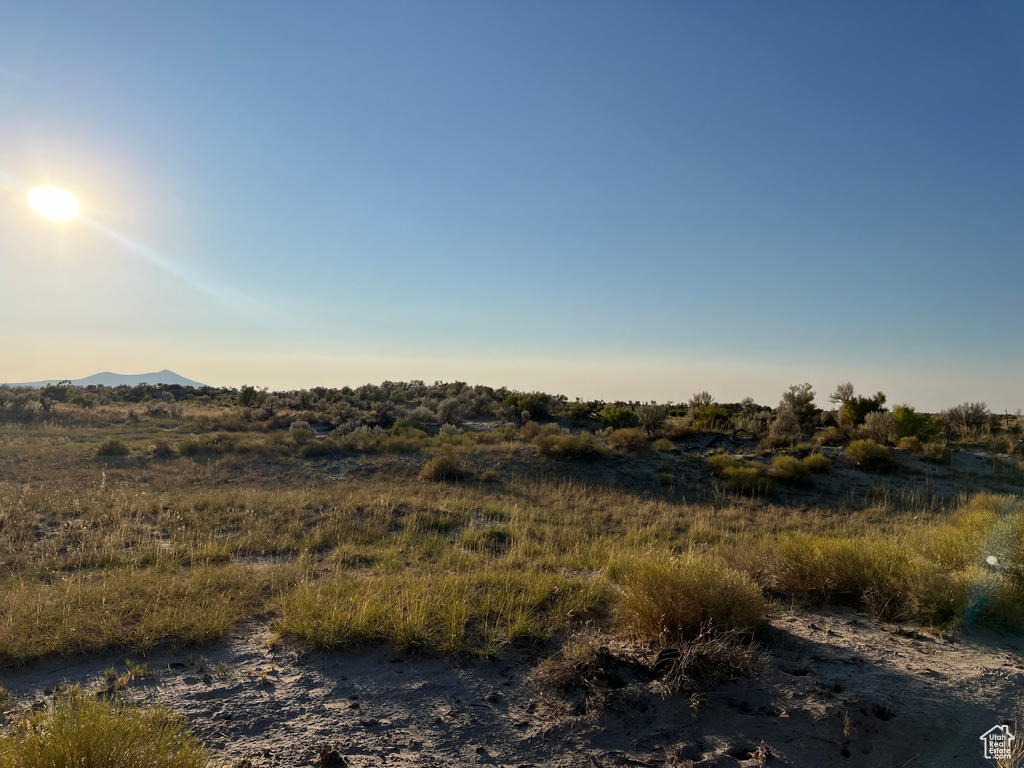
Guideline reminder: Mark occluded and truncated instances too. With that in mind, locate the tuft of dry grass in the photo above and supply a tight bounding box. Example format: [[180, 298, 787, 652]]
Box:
[[613, 553, 770, 645], [418, 453, 470, 482], [0, 687, 210, 768]]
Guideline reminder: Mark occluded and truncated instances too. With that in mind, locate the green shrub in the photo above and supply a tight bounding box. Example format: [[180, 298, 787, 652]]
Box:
[[803, 453, 832, 473], [96, 439, 130, 457], [693, 404, 732, 431], [770, 456, 812, 486], [599, 407, 638, 429], [418, 454, 469, 482], [636, 404, 668, 436], [706, 454, 742, 475], [652, 437, 675, 451], [533, 432, 602, 459], [614, 553, 769, 645], [846, 439, 896, 473], [840, 392, 887, 426], [722, 465, 774, 497], [892, 405, 942, 442], [606, 428, 647, 451], [0, 689, 210, 768]]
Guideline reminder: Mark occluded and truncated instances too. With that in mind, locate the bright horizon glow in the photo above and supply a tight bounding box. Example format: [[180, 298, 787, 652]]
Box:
[[27, 188, 79, 221]]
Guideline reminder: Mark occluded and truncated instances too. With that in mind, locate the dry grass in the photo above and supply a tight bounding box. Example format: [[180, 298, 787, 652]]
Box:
[[0, 413, 1021, 666], [612, 553, 770, 645], [0, 687, 210, 768]]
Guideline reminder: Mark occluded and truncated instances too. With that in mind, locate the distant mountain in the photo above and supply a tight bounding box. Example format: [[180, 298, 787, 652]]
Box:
[[7, 370, 210, 388]]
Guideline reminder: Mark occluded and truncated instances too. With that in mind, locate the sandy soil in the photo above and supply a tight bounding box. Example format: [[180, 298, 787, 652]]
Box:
[[3, 606, 1022, 768]]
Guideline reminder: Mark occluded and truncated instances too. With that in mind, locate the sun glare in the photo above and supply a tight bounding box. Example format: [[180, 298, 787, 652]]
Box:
[[28, 188, 79, 221]]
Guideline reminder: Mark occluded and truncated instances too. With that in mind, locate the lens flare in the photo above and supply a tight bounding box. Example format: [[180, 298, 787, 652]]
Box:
[[28, 188, 79, 221]]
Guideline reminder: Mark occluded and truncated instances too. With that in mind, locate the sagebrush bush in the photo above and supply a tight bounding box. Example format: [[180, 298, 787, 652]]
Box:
[[606, 427, 647, 451], [533, 432, 602, 459], [813, 425, 850, 447], [898, 436, 922, 454], [96, 439, 130, 457], [600, 407, 638, 429], [0, 688, 210, 768], [803, 453, 832, 473], [771, 456, 812, 486], [920, 441, 951, 463], [846, 439, 896, 473], [614, 553, 769, 645], [418, 453, 469, 482]]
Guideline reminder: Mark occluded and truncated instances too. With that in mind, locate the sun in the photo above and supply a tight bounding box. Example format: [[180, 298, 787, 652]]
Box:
[[28, 188, 79, 221]]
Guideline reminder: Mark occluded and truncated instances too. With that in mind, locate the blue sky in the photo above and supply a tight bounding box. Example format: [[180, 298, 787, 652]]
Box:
[[1, 2, 1022, 409]]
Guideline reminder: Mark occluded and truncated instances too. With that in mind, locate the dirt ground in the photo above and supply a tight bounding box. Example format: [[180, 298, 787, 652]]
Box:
[[3, 605, 1021, 768]]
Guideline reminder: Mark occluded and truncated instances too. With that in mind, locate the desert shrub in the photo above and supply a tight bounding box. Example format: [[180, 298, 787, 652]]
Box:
[[892, 405, 941, 442], [178, 434, 238, 457], [840, 392, 887, 426], [722, 465, 774, 497], [599, 407, 638, 429], [770, 456, 812, 486], [813, 425, 850, 447], [691, 403, 732, 430], [614, 553, 769, 645], [533, 432, 602, 459], [499, 393, 549, 424], [665, 422, 695, 440], [779, 383, 819, 428], [0, 689, 210, 768], [920, 441, 951, 463], [897, 436, 922, 454], [150, 440, 177, 459], [288, 420, 314, 445], [862, 411, 896, 445], [652, 437, 675, 451], [564, 400, 593, 424], [764, 407, 801, 447], [707, 454, 742, 476], [803, 453, 832, 473], [96, 439, 130, 457], [944, 401, 990, 438], [392, 417, 429, 437], [688, 391, 715, 409], [636, 404, 668, 436], [606, 428, 647, 451], [418, 453, 470, 482], [846, 439, 896, 473]]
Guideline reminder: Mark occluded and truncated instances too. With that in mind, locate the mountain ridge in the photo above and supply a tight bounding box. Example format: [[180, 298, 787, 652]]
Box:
[[6, 370, 210, 388]]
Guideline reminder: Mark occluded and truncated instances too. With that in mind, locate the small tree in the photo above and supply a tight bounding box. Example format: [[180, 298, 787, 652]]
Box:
[[829, 382, 855, 405], [688, 391, 715, 409], [943, 402, 990, 438], [780, 383, 818, 429]]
